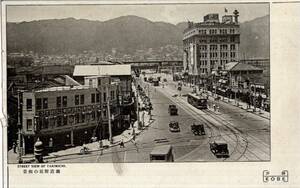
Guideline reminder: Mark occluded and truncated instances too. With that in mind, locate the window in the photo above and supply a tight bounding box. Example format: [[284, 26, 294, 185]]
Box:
[[111, 91, 115, 100], [91, 93, 95, 103], [75, 113, 80, 124], [96, 93, 100, 103], [57, 116, 62, 127], [75, 95, 79, 105], [63, 116, 68, 126], [221, 45, 228, 50], [43, 98, 48, 109], [56, 97, 61, 108], [230, 52, 236, 58], [230, 36, 235, 42], [103, 92, 107, 102], [43, 118, 49, 129], [26, 99, 32, 111], [97, 111, 101, 120], [26, 119, 33, 131], [62, 96, 67, 107], [81, 114, 85, 123], [91, 111, 95, 121], [230, 44, 236, 50], [80, 95, 84, 105], [103, 109, 107, 117], [36, 98, 42, 110]]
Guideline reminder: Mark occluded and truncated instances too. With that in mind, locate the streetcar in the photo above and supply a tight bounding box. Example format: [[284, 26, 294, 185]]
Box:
[[187, 93, 208, 109]]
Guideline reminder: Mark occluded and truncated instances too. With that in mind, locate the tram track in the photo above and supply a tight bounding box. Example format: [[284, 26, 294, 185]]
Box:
[[159, 87, 248, 161]]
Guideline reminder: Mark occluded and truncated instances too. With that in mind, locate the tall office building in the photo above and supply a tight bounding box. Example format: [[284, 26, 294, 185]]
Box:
[[183, 10, 240, 84]]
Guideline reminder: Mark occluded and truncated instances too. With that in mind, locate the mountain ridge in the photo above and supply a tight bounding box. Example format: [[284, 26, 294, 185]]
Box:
[[7, 15, 269, 58]]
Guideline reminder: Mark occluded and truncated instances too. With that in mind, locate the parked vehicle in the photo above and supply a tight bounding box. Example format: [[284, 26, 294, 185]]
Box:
[[153, 79, 159, 86], [191, 123, 205, 135], [209, 141, 229, 158], [169, 121, 180, 132], [168, 104, 178, 115], [148, 77, 153, 83], [150, 145, 174, 162]]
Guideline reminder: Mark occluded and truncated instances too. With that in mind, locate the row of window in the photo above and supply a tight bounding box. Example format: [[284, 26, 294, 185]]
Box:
[[26, 110, 110, 131], [198, 28, 236, 35], [27, 91, 117, 111], [197, 36, 237, 43], [210, 52, 218, 58], [197, 44, 236, 51], [199, 60, 208, 66]]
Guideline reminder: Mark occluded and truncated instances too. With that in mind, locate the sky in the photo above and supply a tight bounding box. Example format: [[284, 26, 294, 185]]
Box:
[[7, 3, 269, 25]]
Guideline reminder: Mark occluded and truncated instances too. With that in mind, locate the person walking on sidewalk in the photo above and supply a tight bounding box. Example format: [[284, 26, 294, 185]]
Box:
[[12, 141, 17, 153], [119, 140, 125, 148]]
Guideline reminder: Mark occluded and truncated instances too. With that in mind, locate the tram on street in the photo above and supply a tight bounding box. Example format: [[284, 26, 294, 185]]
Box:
[[187, 93, 208, 109]]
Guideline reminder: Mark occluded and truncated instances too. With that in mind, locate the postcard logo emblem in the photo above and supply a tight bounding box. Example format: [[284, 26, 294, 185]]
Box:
[[263, 170, 288, 183]]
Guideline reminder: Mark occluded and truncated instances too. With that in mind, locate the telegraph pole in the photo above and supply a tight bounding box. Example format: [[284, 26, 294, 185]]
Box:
[[17, 90, 22, 163], [136, 85, 141, 130], [106, 85, 113, 144]]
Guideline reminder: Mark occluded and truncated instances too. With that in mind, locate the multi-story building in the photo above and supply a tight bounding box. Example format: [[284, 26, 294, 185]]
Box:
[[20, 76, 121, 154], [183, 10, 240, 85]]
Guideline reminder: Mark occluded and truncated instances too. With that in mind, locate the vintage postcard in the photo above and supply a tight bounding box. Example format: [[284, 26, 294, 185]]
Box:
[[0, 1, 299, 187]]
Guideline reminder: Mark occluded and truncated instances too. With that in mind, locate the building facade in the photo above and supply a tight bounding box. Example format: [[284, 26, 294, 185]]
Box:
[[21, 76, 121, 154], [183, 10, 240, 85]]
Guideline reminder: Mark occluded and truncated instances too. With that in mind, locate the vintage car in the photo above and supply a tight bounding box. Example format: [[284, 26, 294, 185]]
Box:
[[150, 145, 174, 162], [168, 104, 178, 115], [209, 141, 229, 158], [191, 123, 205, 135], [169, 121, 180, 132]]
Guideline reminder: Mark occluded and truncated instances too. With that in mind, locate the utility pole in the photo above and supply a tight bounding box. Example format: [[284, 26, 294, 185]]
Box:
[[106, 85, 113, 144], [136, 85, 140, 130], [17, 90, 22, 163]]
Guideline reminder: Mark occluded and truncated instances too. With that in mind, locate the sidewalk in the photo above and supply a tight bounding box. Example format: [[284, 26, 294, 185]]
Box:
[[205, 90, 270, 119]]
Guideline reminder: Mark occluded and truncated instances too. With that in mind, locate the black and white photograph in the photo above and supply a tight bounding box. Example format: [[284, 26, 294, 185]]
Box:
[[5, 3, 271, 164]]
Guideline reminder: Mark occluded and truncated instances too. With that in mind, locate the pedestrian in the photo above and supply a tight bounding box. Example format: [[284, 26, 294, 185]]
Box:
[[12, 141, 16, 153], [119, 140, 125, 148], [132, 139, 138, 152], [213, 104, 216, 111]]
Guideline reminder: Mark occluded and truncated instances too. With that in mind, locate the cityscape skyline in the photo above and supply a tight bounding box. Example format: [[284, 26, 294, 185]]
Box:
[[7, 3, 269, 24]]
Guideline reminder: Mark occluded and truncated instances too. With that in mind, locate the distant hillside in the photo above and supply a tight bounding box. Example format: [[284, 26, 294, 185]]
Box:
[[7, 15, 269, 58], [239, 15, 269, 59]]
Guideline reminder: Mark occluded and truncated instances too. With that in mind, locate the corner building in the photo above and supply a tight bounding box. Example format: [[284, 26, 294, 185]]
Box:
[[21, 76, 121, 154], [183, 10, 240, 85]]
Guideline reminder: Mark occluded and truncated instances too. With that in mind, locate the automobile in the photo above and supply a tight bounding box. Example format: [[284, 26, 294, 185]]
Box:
[[150, 145, 174, 162], [191, 123, 205, 135], [209, 141, 229, 158], [144, 77, 147, 82], [172, 94, 178, 97], [148, 77, 153, 83], [168, 105, 178, 115], [163, 78, 167, 82], [177, 86, 182, 91], [169, 121, 180, 132]]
